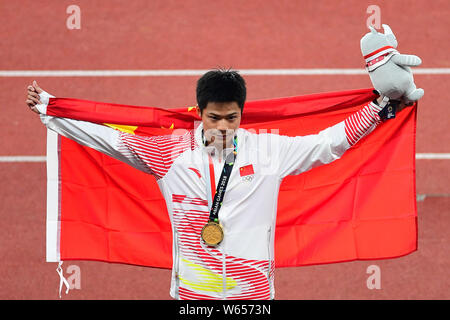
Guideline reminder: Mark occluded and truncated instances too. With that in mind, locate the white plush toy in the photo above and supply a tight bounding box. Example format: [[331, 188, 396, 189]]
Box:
[[360, 24, 424, 105]]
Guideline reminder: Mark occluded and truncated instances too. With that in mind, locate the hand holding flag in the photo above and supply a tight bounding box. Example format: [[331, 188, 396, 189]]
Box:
[[26, 80, 43, 114]]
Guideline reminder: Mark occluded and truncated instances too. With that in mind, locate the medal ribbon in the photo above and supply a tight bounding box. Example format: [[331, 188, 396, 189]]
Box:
[[203, 131, 238, 223]]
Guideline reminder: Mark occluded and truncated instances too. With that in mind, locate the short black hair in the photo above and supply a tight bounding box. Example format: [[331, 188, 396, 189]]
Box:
[[196, 68, 246, 114]]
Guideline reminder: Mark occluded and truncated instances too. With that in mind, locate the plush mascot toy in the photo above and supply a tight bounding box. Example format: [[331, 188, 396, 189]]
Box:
[[361, 24, 424, 119]]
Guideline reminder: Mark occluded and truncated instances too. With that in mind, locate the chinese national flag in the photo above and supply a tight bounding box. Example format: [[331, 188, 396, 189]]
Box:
[[239, 164, 254, 177], [45, 88, 417, 268]]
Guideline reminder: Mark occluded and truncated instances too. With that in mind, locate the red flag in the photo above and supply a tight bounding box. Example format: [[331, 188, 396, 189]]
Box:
[[239, 165, 255, 177], [45, 88, 417, 268]]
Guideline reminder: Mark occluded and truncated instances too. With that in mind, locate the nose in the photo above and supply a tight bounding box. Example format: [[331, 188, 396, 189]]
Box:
[[216, 120, 229, 133]]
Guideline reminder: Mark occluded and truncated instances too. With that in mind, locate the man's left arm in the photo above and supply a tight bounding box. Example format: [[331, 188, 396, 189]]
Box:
[[276, 96, 406, 179]]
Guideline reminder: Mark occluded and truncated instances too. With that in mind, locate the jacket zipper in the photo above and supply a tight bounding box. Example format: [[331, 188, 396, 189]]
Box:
[[211, 154, 227, 300], [222, 247, 227, 300], [267, 226, 272, 298]]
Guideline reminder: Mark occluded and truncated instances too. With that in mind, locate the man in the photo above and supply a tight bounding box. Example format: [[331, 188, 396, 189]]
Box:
[[26, 69, 408, 300]]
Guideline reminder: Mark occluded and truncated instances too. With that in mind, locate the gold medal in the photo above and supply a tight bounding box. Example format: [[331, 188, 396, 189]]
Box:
[[201, 221, 224, 246]]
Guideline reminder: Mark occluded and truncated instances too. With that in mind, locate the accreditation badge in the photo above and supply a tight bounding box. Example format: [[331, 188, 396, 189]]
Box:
[[201, 221, 224, 246]]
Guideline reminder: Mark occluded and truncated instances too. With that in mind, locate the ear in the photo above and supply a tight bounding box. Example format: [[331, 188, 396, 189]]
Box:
[[382, 24, 398, 48], [382, 24, 393, 35], [196, 105, 202, 117], [369, 26, 377, 34]]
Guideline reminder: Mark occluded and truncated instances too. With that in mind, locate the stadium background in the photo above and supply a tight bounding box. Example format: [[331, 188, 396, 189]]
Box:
[[0, 0, 448, 299]]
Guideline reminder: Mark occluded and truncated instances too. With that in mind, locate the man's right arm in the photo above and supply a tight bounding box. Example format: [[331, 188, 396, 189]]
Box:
[[35, 90, 154, 175], [27, 82, 193, 180]]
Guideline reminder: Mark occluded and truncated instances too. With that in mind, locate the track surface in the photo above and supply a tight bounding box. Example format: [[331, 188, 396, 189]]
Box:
[[0, 0, 448, 299]]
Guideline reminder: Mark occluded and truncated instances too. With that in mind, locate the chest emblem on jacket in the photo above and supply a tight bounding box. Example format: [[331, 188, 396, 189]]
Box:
[[239, 164, 254, 182]]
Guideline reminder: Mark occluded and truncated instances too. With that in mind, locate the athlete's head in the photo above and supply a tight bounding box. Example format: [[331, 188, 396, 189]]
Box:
[[196, 69, 246, 147]]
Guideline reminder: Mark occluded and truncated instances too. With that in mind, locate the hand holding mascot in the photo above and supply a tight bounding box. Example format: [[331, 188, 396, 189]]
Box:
[[361, 24, 424, 119]]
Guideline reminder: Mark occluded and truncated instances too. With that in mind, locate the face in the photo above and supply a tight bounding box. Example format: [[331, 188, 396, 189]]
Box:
[[197, 101, 242, 148]]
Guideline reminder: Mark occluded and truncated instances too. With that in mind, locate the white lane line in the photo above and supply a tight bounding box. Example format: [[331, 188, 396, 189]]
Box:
[[0, 68, 449, 77], [0, 156, 47, 162], [415, 153, 450, 159], [0, 153, 449, 162]]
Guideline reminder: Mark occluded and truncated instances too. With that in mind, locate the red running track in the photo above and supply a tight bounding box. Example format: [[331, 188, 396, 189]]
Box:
[[0, 0, 448, 299]]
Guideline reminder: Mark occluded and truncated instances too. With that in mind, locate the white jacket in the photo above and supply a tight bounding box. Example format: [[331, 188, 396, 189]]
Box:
[[37, 91, 383, 300]]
